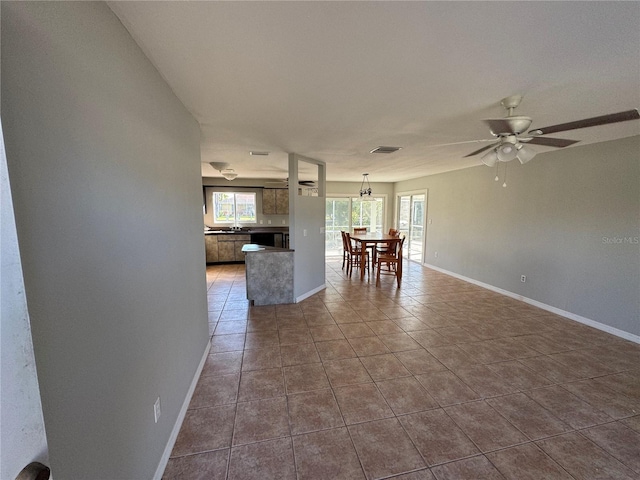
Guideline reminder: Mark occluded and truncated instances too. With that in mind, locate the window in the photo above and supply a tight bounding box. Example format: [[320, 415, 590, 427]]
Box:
[[325, 196, 385, 256], [213, 192, 257, 224]]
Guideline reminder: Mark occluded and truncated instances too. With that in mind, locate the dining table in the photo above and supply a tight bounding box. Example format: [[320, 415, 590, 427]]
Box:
[[350, 231, 403, 282]]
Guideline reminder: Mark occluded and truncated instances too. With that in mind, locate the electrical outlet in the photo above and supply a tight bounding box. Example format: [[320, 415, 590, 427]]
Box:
[[521, 275, 526, 283], [282, 220, 286, 225], [154, 397, 161, 423], [303, 229, 308, 237], [434, 251, 438, 258], [259, 220, 263, 225], [267, 220, 271, 225]]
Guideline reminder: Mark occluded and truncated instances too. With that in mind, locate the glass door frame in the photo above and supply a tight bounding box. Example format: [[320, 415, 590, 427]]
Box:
[[395, 189, 428, 264]]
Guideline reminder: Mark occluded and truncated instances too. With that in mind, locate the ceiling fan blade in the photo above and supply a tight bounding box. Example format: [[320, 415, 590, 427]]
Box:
[[427, 138, 496, 148], [526, 137, 580, 148], [483, 116, 532, 135], [464, 142, 499, 157], [528, 109, 639, 136]]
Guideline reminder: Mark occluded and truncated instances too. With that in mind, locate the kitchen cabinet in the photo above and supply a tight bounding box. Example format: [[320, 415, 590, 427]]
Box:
[[205, 233, 251, 263], [204, 234, 218, 263], [275, 189, 289, 214], [262, 189, 289, 215]]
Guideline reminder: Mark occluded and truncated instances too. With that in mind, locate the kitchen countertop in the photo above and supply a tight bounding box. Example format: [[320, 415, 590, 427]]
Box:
[[205, 227, 289, 235], [241, 244, 293, 253]]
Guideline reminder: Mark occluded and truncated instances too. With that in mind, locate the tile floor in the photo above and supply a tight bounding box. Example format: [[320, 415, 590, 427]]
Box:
[[164, 259, 640, 480]]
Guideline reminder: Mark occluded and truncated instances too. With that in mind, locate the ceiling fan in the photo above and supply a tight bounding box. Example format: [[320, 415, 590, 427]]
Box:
[[464, 95, 639, 166], [264, 178, 317, 188]]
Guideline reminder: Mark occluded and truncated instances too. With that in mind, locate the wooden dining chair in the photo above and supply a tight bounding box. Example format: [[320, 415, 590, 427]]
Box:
[[344, 231, 369, 278], [353, 227, 368, 235], [340, 231, 350, 270], [375, 235, 405, 287], [375, 228, 400, 269]]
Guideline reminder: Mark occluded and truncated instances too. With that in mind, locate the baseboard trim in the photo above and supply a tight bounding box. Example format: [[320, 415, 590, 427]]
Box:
[[296, 284, 326, 303], [424, 263, 639, 344], [153, 339, 211, 480]]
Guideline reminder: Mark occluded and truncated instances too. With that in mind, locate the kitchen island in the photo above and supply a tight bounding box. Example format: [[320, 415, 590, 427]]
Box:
[[241, 244, 294, 305]]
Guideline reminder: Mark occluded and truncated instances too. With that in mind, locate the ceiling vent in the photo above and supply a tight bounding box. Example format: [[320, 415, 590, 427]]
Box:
[[250, 151, 270, 156], [369, 146, 402, 154]]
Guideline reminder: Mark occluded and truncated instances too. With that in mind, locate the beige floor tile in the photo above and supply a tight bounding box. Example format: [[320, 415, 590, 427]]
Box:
[[210, 334, 246, 353], [189, 373, 239, 408], [452, 365, 519, 398], [349, 418, 426, 479], [201, 351, 243, 377], [191, 262, 638, 480], [536, 432, 636, 480], [394, 348, 446, 375], [430, 455, 505, 480], [323, 357, 373, 387], [348, 336, 391, 357], [366, 320, 404, 335], [562, 378, 638, 419], [171, 404, 236, 457], [315, 339, 358, 361], [333, 383, 394, 425], [280, 343, 321, 366], [309, 324, 345, 342], [238, 368, 285, 401], [228, 437, 296, 480], [360, 353, 411, 380], [283, 363, 330, 394], [241, 345, 281, 371], [378, 333, 423, 352], [278, 327, 313, 346], [486, 443, 572, 480], [525, 385, 613, 429], [398, 409, 479, 466], [232, 397, 289, 446], [486, 393, 572, 440], [339, 322, 376, 339], [287, 389, 344, 435], [581, 422, 640, 473], [163, 449, 229, 480], [376, 376, 438, 415], [415, 370, 480, 406], [293, 427, 365, 480], [444, 401, 528, 452]]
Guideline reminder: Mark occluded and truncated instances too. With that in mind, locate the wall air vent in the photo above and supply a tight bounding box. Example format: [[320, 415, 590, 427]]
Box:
[[369, 146, 402, 154], [250, 151, 270, 156]]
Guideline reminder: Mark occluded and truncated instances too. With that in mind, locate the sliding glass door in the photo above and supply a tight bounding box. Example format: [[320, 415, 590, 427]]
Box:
[[397, 194, 425, 263], [325, 197, 384, 256]]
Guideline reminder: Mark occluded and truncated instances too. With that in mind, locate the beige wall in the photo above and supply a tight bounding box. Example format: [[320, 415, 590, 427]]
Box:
[[395, 136, 640, 338], [2, 3, 208, 478]]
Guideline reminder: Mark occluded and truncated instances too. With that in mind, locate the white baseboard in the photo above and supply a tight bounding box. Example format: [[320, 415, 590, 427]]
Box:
[[153, 339, 211, 480], [424, 263, 639, 344], [296, 283, 326, 303]]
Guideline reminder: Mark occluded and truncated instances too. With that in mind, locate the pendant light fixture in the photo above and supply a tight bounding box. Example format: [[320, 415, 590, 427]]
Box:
[[359, 173, 374, 201]]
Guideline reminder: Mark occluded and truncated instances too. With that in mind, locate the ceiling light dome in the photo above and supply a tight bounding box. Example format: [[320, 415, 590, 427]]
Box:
[[481, 149, 498, 167], [496, 143, 517, 162]]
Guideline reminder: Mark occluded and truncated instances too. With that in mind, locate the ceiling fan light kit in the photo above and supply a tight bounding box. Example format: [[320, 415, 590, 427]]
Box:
[[221, 169, 237, 181], [466, 97, 638, 178]]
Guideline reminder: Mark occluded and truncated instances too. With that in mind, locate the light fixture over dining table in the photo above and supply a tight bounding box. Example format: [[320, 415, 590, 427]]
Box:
[[359, 173, 374, 201]]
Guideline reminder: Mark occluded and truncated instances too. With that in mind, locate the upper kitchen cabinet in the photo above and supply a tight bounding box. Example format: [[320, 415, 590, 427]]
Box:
[[262, 188, 288, 215]]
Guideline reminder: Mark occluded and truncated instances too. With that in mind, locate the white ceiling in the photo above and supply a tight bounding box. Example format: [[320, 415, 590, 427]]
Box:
[[108, 1, 640, 182]]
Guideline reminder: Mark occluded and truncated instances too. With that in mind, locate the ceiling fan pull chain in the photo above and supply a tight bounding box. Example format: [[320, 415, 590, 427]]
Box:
[[494, 164, 500, 182], [502, 163, 508, 188]]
